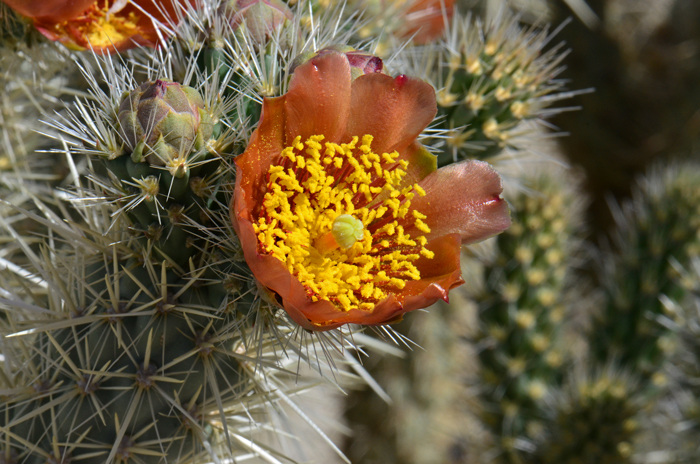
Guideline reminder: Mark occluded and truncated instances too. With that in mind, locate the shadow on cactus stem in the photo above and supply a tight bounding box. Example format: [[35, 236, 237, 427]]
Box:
[[589, 162, 700, 381], [549, 0, 700, 237]]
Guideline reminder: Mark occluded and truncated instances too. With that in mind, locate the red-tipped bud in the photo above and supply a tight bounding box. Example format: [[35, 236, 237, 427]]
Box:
[[290, 46, 385, 80]]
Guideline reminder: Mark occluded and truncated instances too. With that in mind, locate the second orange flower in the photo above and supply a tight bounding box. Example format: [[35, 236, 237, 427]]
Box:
[[3, 0, 190, 52]]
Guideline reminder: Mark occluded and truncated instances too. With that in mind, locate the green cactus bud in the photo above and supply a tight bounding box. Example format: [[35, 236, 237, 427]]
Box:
[[118, 79, 213, 176]]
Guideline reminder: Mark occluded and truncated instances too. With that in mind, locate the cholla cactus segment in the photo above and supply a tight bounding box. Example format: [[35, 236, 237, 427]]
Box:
[[539, 368, 642, 464], [0, 196, 355, 463], [589, 163, 700, 378], [44, 45, 239, 268], [472, 172, 581, 461], [0, 238, 239, 464], [394, 9, 575, 165]]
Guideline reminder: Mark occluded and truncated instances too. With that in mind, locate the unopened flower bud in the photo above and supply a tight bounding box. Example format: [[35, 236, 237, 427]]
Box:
[[290, 46, 384, 80], [118, 80, 213, 168]]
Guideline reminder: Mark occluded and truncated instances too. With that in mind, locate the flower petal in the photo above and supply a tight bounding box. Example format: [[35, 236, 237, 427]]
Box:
[[401, 233, 464, 308], [7, 0, 191, 53], [3, 0, 95, 24], [232, 96, 286, 222], [346, 73, 436, 155], [286, 292, 403, 331], [406, 160, 511, 244], [284, 51, 352, 145]]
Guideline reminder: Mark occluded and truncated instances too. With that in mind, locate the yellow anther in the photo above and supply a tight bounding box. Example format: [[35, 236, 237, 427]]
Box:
[[415, 219, 431, 234], [253, 134, 434, 312]]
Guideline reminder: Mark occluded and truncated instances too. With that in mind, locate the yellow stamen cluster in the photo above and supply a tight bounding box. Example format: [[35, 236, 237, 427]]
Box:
[[254, 134, 434, 312], [53, 1, 141, 49]]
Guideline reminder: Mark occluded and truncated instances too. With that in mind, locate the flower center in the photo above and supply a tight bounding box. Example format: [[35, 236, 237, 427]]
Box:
[[51, 1, 141, 49], [253, 134, 434, 312]]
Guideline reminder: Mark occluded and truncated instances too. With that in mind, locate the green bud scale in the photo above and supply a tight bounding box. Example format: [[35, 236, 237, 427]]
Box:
[[118, 79, 213, 172]]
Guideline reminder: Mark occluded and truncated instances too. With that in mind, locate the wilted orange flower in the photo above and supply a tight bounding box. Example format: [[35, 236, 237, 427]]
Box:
[[231, 49, 510, 331], [401, 0, 454, 44], [3, 0, 190, 52]]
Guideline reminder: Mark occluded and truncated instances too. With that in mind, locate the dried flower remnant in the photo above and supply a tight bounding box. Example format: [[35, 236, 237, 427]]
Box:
[[231, 49, 510, 331], [2, 0, 190, 52], [223, 0, 293, 44]]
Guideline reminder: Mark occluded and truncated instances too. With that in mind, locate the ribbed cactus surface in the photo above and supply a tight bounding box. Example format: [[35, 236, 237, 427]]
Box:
[[0, 239, 250, 463], [473, 173, 579, 462]]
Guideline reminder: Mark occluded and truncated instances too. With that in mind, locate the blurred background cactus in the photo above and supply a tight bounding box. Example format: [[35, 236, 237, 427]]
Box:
[[338, 1, 700, 464], [3, 0, 700, 463], [471, 171, 581, 463]]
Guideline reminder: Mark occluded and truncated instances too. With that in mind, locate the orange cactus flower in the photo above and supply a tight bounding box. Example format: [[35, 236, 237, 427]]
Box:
[[3, 0, 190, 52], [231, 50, 510, 331]]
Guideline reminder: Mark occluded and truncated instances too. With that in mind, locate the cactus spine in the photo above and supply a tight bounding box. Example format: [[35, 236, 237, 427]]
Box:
[[0, 3, 373, 463]]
